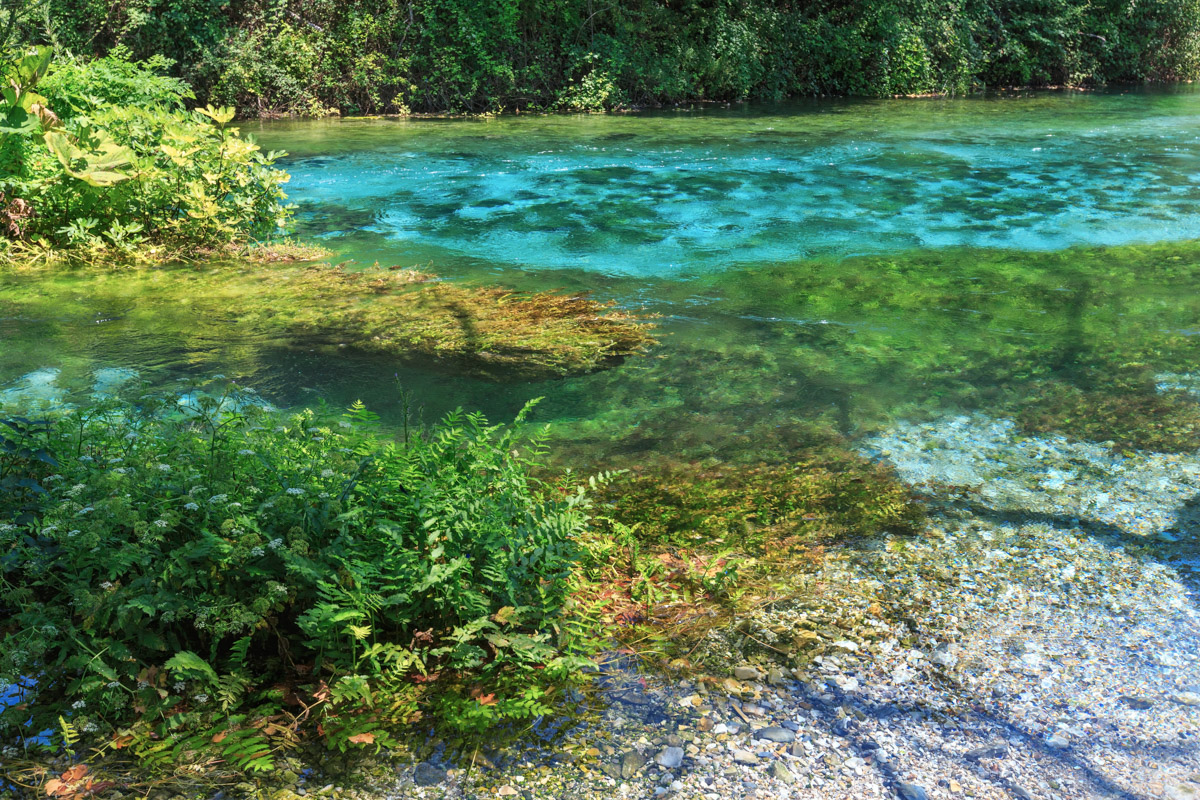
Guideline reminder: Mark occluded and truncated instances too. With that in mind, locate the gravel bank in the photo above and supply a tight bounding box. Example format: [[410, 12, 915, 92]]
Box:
[[349, 414, 1200, 800]]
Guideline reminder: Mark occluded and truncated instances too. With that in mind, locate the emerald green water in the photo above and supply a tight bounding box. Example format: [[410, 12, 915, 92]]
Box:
[[7, 90, 1200, 464]]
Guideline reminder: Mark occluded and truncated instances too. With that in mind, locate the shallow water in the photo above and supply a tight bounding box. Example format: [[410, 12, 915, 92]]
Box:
[[7, 89, 1200, 467]]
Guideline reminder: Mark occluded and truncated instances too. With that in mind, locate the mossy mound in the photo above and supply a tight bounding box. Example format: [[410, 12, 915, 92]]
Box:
[[572, 453, 924, 669], [260, 264, 656, 380], [597, 455, 925, 548]]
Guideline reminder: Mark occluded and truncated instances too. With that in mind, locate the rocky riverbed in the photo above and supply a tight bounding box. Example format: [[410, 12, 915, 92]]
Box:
[[336, 413, 1200, 800]]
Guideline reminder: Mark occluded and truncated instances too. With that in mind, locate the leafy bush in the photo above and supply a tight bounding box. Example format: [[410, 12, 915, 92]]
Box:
[[19, 0, 1200, 116], [0, 47, 292, 263], [0, 387, 592, 769]]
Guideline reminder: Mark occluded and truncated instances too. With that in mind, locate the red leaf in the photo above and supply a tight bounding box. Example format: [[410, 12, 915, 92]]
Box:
[[347, 732, 375, 744], [476, 693, 497, 706]]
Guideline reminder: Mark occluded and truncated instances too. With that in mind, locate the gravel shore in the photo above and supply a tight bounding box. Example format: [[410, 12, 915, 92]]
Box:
[[344, 413, 1200, 800]]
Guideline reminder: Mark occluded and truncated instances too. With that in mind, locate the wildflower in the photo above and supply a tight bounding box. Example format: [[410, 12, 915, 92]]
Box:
[[0, 524, 14, 533], [108, 457, 123, 464], [42, 525, 58, 533], [155, 463, 171, 472], [71, 700, 86, 709], [338, 420, 352, 429], [67, 530, 80, 537], [173, 681, 185, 692], [106, 681, 121, 689], [312, 436, 325, 442], [123, 431, 138, 441], [249, 546, 265, 557], [263, 501, 275, 509], [286, 487, 305, 496], [268, 538, 284, 549], [43, 474, 63, 482], [78, 455, 94, 463], [321, 469, 335, 478], [228, 502, 243, 509], [112, 467, 128, 475], [67, 483, 88, 496], [154, 519, 170, 528], [209, 494, 228, 504], [319, 492, 331, 499], [77, 506, 94, 515], [194, 694, 209, 704], [83, 721, 99, 733], [184, 502, 199, 511], [100, 581, 113, 590], [238, 449, 255, 456]]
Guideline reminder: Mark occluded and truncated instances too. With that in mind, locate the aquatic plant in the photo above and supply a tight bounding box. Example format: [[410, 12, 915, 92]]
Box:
[[0, 388, 593, 774], [569, 452, 924, 668]]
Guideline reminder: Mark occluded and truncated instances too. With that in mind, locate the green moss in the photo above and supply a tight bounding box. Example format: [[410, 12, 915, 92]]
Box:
[[260, 264, 657, 379], [597, 454, 925, 550], [1017, 381, 1200, 452]]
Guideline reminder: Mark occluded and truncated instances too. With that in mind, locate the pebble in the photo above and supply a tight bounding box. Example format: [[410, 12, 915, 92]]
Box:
[[752, 726, 795, 744], [655, 746, 684, 769]]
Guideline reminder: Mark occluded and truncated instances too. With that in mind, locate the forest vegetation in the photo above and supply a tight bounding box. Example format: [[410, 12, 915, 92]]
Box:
[[6, 0, 1200, 116]]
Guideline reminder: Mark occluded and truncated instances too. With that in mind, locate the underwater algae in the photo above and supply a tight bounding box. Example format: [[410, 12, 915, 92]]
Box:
[[0, 261, 657, 382]]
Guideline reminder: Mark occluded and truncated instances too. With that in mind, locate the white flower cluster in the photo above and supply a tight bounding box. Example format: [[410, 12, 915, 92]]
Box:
[[268, 538, 284, 549], [286, 487, 305, 496], [155, 463, 171, 472], [238, 449, 256, 456], [321, 469, 335, 478], [209, 494, 229, 504], [184, 502, 199, 511], [154, 519, 170, 528], [249, 546, 265, 557]]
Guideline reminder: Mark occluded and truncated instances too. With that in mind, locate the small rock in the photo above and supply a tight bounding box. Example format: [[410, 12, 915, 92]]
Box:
[[964, 741, 1008, 761], [753, 726, 796, 744], [1119, 695, 1154, 710], [412, 762, 446, 787], [656, 746, 684, 769], [770, 761, 795, 785], [1167, 782, 1200, 800], [1046, 732, 1070, 749], [733, 666, 761, 681], [732, 749, 759, 766], [1173, 692, 1200, 706], [896, 783, 928, 800], [498, 787, 518, 798], [621, 750, 648, 779], [1012, 787, 1034, 800]]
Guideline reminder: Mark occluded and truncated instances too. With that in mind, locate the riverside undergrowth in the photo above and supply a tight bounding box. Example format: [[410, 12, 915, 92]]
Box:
[[0, 384, 595, 778], [0, 47, 293, 266]]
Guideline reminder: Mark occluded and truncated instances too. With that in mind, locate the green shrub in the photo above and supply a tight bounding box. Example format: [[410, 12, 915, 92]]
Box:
[[0, 386, 592, 769], [1, 48, 292, 263]]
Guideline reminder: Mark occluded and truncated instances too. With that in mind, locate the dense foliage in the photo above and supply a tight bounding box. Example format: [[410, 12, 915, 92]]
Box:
[[0, 47, 291, 262], [0, 388, 592, 768], [9, 0, 1200, 116]]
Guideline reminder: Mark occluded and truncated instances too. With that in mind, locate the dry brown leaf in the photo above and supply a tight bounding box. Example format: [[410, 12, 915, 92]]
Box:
[[346, 732, 375, 744], [61, 765, 88, 782]]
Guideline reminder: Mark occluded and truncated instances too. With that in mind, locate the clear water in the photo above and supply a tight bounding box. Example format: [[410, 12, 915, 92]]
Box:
[[266, 91, 1200, 275], [7, 89, 1200, 466]]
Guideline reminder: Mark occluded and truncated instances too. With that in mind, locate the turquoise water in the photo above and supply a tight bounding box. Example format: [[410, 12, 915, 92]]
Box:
[[8, 89, 1200, 465], [263, 91, 1200, 276]]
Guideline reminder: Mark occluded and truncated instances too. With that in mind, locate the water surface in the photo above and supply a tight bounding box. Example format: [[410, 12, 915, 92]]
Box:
[[7, 89, 1200, 467]]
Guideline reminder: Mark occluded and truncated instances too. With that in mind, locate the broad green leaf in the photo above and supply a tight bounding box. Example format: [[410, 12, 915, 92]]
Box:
[[44, 130, 136, 187], [163, 651, 219, 685]]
